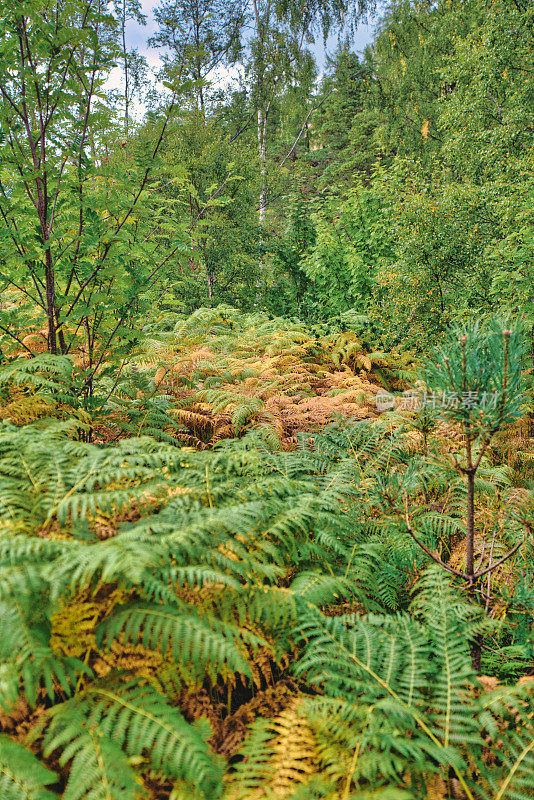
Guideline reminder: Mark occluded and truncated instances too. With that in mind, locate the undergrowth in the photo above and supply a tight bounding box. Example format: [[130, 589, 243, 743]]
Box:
[[4, 306, 416, 447], [0, 309, 532, 799]]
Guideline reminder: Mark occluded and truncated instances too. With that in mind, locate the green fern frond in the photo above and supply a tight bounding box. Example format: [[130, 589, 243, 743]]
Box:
[[290, 571, 356, 607], [97, 604, 254, 678], [42, 679, 222, 799], [0, 598, 91, 705], [61, 723, 143, 800], [0, 354, 77, 408], [0, 735, 58, 800]]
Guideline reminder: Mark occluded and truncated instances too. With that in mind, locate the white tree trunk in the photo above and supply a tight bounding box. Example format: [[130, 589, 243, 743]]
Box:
[[258, 107, 267, 225]]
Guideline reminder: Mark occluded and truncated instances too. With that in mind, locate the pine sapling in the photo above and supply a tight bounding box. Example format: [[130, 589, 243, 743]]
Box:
[[404, 320, 528, 667]]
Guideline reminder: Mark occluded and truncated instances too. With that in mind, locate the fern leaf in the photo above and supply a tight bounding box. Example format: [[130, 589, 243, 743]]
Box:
[[62, 725, 143, 800], [43, 679, 222, 799], [480, 685, 534, 800], [96, 604, 252, 678], [290, 571, 355, 607], [0, 735, 58, 799]]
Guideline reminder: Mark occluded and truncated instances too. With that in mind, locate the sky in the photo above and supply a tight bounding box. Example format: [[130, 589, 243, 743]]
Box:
[[104, 0, 376, 116]]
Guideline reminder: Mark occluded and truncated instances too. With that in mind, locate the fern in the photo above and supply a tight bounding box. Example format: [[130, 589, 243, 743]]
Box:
[[291, 569, 533, 798], [0, 421, 180, 531], [480, 685, 534, 800], [0, 736, 58, 800], [60, 725, 141, 800], [40, 678, 222, 798], [290, 571, 358, 607], [225, 699, 318, 799], [0, 368, 531, 800], [96, 603, 257, 679], [0, 354, 78, 409], [0, 595, 91, 707], [117, 305, 408, 447]]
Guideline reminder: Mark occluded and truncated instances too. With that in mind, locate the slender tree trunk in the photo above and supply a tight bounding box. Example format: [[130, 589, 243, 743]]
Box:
[[530, 320, 534, 438], [206, 266, 213, 303], [122, 0, 129, 135], [462, 338, 482, 671], [464, 466, 482, 668], [195, 27, 204, 115], [257, 107, 267, 225], [466, 471, 475, 578], [252, 0, 269, 230], [55, 308, 67, 355], [37, 170, 59, 354], [466, 470, 482, 671], [44, 247, 58, 354]]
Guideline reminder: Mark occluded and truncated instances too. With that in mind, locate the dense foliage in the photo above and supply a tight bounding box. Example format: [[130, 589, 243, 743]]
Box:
[[0, 0, 532, 797]]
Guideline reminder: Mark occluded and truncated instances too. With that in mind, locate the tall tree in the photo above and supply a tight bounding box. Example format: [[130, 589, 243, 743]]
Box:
[[144, 106, 261, 308], [247, 0, 374, 225], [311, 45, 379, 188], [150, 0, 244, 113], [369, 0, 534, 348], [112, 0, 147, 133]]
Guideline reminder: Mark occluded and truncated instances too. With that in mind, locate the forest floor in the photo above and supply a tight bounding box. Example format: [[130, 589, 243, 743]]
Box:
[[0, 307, 532, 799]]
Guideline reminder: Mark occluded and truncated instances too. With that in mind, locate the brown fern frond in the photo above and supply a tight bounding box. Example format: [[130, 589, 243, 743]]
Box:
[[268, 698, 318, 796], [214, 681, 299, 757]]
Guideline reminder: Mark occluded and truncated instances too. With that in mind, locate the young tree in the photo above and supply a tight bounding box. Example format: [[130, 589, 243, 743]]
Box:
[[366, 0, 533, 347], [313, 46, 379, 187], [0, 0, 113, 356], [112, 0, 147, 133], [247, 0, 375, 225], [406, 320, 529, 667], [0, 0, 188, 387], [147, 107, 261, 307]]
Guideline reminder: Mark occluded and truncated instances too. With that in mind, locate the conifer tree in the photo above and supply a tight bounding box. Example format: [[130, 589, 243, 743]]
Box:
[[407, 320, 529, 667]]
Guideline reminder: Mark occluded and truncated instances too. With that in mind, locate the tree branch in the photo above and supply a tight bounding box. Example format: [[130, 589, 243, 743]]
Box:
[[473, 538, 524, 580], [403, 495, 468, 580], [279, 90, 333, 168]]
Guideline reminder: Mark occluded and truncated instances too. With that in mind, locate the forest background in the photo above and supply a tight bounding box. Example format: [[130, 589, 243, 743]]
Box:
[[1, 0, 532, 354]]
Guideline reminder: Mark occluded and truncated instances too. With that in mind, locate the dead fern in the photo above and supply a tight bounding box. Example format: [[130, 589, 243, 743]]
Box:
[[112, 306, 413, 447]]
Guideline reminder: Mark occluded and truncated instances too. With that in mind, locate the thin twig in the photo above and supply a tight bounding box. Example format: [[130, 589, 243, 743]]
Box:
[[484, 532, 497, 613]]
